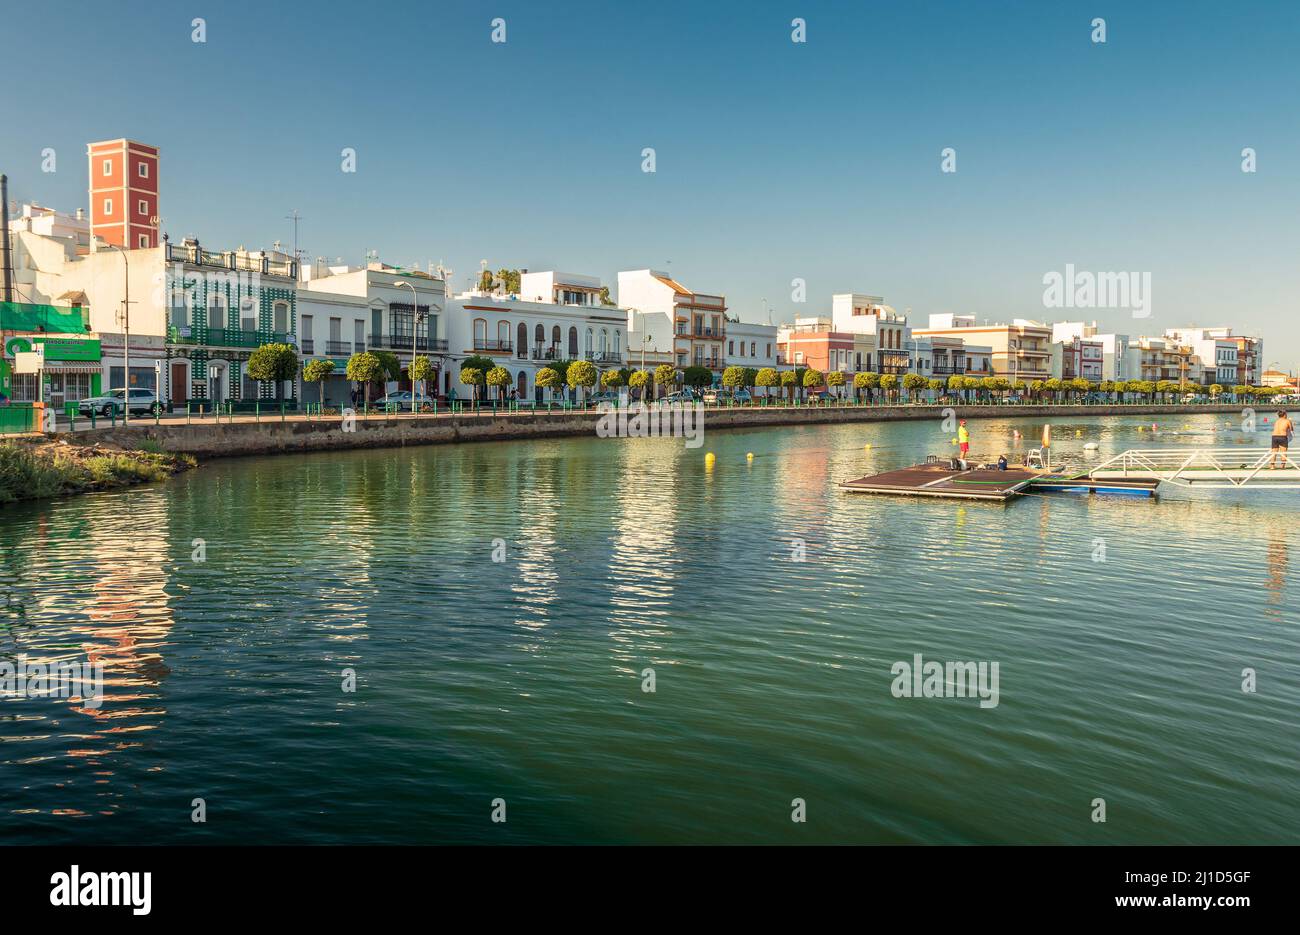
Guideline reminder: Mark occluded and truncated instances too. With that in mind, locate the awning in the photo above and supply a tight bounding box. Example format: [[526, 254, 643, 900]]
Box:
[[41, 362, 102, 374]]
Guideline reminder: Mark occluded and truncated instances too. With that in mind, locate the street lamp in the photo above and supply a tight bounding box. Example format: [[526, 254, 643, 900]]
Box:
[[106, 243, 130, 424], [393, 280, 424, 415]]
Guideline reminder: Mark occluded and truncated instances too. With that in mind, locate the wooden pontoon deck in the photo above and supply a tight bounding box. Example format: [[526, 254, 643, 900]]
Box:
[[840, 462, 1162, 501], [839, 463, 1040, 501]]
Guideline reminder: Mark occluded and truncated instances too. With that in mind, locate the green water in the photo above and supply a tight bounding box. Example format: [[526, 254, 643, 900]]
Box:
[[1, 412, 1297, 844]]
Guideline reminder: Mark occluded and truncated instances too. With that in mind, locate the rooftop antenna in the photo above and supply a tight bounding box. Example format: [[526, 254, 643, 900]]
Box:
[[285, 209, 303, 266]]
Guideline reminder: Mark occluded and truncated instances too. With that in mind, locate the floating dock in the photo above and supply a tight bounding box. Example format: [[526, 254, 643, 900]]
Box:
[[840, 461, 1160, 502]]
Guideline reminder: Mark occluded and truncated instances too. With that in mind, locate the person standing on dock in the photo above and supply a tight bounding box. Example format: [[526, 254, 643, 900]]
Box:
[[1270, 410, 1294, 469], [958, 420, 970, 462]]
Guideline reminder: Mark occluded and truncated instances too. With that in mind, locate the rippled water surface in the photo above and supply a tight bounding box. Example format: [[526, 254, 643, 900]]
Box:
[[2, 412, 1297, 843]]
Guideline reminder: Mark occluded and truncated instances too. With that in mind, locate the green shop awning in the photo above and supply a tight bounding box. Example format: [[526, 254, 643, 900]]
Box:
[[0, 301, 91, 334]]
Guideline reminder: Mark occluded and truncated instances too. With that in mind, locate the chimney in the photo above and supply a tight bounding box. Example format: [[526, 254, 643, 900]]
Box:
[[1, 174, 12, 303]]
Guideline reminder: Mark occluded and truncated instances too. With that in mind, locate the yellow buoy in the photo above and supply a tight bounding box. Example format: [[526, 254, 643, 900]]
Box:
[[746, 452, 754, 460], [864, 443, 871, 450], [951, 437, 957, 445], [1075, 429, 1082, 436], [705, 452, 715, 461]]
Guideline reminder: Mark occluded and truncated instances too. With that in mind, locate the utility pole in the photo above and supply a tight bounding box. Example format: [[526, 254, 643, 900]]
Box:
[[107, 243, 132, 423]]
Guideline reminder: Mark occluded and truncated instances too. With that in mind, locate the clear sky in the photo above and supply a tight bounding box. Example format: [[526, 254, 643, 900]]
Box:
[[3, 0, 1297, 363]]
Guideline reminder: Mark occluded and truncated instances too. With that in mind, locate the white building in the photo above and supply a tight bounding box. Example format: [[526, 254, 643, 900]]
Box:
[[299, 261, 447, 398], [1051, 321, 1129, 382], [446, 270, 627, 401], [724, 318, 779, 371], [1163, 326, 1260, 386], [830, 293, 911, 373], [617, 269, 727, 373]]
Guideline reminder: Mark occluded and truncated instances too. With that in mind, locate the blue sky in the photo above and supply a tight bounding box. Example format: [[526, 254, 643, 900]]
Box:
[[3, 0, 1298, 361]]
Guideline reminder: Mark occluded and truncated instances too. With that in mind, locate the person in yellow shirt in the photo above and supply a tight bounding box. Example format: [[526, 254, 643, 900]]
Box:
[[958, 420, 971, 461]]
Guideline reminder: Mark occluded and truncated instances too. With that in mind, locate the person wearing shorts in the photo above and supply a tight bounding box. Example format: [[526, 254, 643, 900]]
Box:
[[958, 420, 970, 459], [1270, 410, 1294, 468]]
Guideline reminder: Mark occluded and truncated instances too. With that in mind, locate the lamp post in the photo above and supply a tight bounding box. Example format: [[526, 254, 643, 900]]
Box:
[[107, 243, 130, 424], [393, 280, 422, 415]]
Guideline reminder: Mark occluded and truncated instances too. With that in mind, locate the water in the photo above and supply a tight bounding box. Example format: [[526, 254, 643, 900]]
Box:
[[1, 412, 1296, 844]]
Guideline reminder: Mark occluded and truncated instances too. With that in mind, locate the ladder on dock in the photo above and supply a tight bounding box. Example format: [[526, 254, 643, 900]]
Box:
[[1088, 448, 1300, 489]]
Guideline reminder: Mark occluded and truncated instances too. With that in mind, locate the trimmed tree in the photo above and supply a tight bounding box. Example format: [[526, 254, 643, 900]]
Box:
[[601, 368, 624, 390], [803, 369, 824, 401], [303, 358, 336, 413], [247, 342, 299, 404], [756, 367, 779, 401], [568, 359, 598, 404], [722, 366, 746, 396], [627, 368, 650, 401], [780, 369, 798, 402], [409, 355, 435, 408], [653, 364, 677, 399], [346, 351, 382, 411], [460, 367, 484, 403], [880, 373, 899, 403], [902, 372, 926, 402], [486, 366, 512, 404], [537, 366, 562, 400], [683, 365, 713, 391], [826, 370, 846, 400]]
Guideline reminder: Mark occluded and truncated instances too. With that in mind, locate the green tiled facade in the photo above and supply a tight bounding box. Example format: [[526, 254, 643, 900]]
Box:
[[164, 265, 297, 403]]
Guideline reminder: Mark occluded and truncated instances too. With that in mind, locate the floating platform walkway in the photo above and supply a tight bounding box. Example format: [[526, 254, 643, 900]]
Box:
[[840, 459, 1160, 502]]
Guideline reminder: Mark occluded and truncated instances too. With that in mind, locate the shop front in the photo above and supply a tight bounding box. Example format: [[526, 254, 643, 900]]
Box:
[[1, 335, 103, 407]]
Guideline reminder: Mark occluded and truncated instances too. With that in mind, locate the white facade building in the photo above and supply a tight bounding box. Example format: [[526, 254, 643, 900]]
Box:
[[446, 270, 627, 401], [617, 269, 727, 373], [1051, 321, 1130, 382], [725, 318, 779, 371]]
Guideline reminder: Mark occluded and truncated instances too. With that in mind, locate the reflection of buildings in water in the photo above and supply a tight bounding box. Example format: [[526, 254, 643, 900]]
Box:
[[603, 441, 682, 661], [1265, 528, 1289, 619]]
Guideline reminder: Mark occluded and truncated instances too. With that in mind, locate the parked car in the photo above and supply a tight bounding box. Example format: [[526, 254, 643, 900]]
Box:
[[732, 389, 753, 404], [659, 391, 697, 405], [701, 389, 721, 405], [78, 388, 162, 418], [809, 390, 835, 404], [376, 391, 432, 411]]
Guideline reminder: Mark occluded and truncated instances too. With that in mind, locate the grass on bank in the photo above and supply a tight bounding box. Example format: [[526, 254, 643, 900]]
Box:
[[0, 443, 194, 504]]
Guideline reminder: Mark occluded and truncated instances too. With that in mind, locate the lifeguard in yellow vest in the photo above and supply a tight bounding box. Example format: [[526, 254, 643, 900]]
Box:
[[957, 420, 970, 459]]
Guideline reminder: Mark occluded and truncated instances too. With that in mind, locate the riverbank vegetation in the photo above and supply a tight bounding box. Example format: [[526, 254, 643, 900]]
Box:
[[0, 440, 195, 505]]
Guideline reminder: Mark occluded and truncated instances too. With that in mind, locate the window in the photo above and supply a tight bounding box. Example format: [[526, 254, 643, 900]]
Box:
[[728, 341, 734, 355], [766, 343, 771, 357], [138, 162, 149, 179], [354, 320, 364, 349], [301, 315, 314, 341], [585, 328, 593, 355], [138, 234, 149, 248], [103, 159, 112, 177], [750, 342, 756, 356], [474, 319, 487, 345], [171, 292, 188, 329], [497, 320, 510, 345], [208, 295, 226, 330], [138, 199, 148, 216], [273, 301, 289, 334], [103, 199, 113, 216]]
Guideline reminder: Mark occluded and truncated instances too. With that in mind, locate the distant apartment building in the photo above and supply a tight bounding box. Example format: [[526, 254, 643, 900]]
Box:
[[916, 314, 1053, 381], [725, 318, 779, 371], [829, 293, 909, 373], [617, 269, 727, 372], [1051, 334, 1104, 381], [448, 270, 626, 400], [777, 317, 856, 382], [1051, 321, 1128, 382], [87, 139, 159, 249], [1161, 327, 1257, 386]]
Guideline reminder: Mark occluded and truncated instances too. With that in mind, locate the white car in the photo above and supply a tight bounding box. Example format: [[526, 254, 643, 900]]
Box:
[[376, 391, 432, 411], [78, 388, 162, 417]]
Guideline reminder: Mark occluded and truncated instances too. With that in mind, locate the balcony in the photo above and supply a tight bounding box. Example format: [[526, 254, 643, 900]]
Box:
[[587, 351, 623, 365], [472, 339, 513, 353], [166, 241, 297, 279], [931, 364, 965, 375], [691, 358, 722, 370], [326, 340, 354, 356], [524, 346, 564, 361], [301, 338, 315, 354], [369, 334, 448, 352], [167, 326, 293, 348], [692, 327, 723, 337]]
